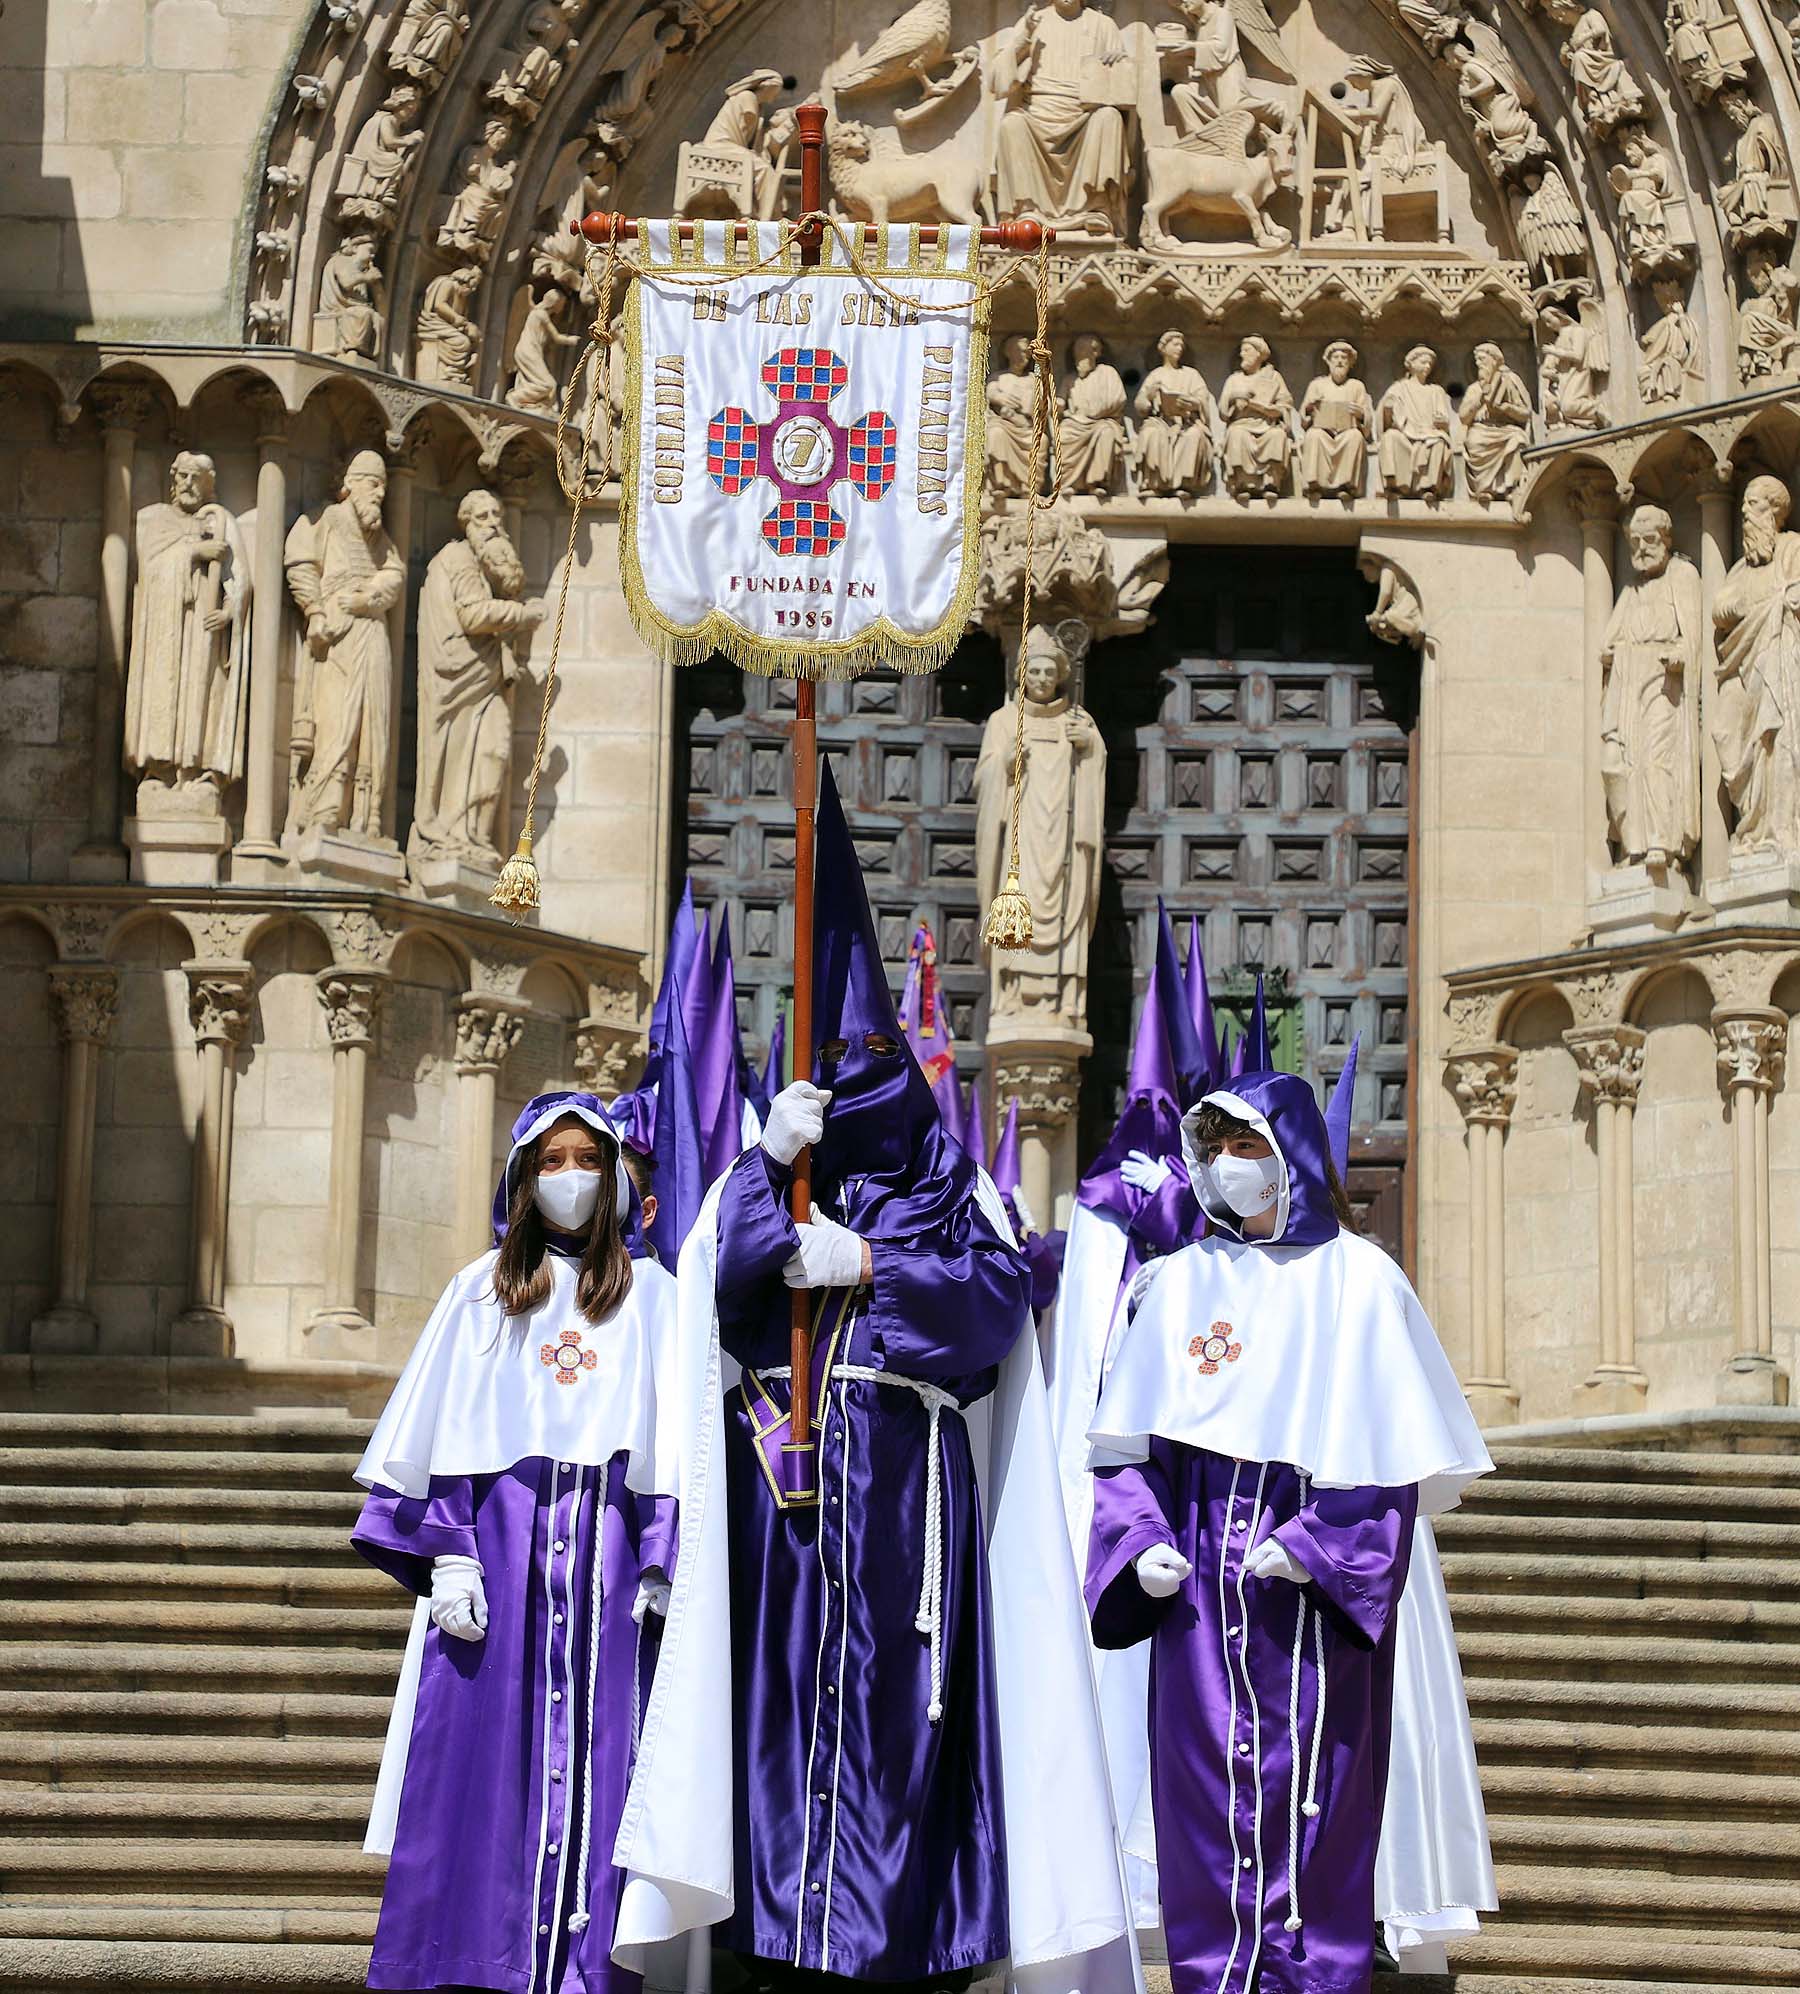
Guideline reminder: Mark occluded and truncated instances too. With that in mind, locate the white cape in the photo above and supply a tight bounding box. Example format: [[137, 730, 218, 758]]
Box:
[[623, 1161, 1142, 1994]]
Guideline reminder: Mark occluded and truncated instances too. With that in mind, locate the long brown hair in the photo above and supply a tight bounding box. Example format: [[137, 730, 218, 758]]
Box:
[[492, 1125, 634, 1325]]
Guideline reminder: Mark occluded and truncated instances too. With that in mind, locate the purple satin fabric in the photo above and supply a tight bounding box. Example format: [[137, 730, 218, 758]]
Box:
[[1085, 1446, 1416, 1994], [1201, 1072, 1339, 1249], [353, 1457, 676, 1994], [713, 1152, 1026, 1977]]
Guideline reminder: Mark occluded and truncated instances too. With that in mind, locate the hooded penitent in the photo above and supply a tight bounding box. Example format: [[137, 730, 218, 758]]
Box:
[[351, 1091, 687, 1994], [1083, 1071, 1491, 1994], [636, 762, 1139, 1991], [1185, 916, 1220, 1096]]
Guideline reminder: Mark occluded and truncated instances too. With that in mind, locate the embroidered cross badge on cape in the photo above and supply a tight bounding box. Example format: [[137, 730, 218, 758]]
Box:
[[540, 1327, 599, 1385], [1188, 1320, 1243, 1377]]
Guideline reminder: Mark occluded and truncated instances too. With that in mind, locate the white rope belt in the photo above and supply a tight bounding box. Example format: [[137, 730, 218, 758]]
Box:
[[1282, 1472, 1327, 1938], [761, 1362, 961, 1725]]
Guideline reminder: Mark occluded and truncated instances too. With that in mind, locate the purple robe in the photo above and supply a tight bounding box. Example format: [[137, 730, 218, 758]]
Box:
[[354, 1457, 677, 1994], [714, 1149, 1028, 1978], [1086, 1448, 1416, 1994]]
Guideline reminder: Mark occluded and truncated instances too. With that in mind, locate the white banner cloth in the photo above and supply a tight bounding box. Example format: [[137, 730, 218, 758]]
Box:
[[620, 221, 989, 675]]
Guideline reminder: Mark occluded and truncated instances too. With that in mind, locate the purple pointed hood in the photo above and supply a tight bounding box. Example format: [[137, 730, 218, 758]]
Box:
[[897, 920, 966, 1144], [1180, 1071, 1338, 1248], [757, 1011, 785, 1116], [1185, 917, 1220, 1094], [991, 1095, 1023, 1208], [698, 910, 749, 1187], [1325, 1034, 1360, 1180], [649, 880, 703, 1059], [810, 763, 975, 1237], [964, 1075, 989, 1177], [491, 1091, 644, 1257], [648, 952, 706, 1263], [1157, 902, 1209, 1109], [1079, 945, 1185, 1245], [1242, 972, 1272, 1072]]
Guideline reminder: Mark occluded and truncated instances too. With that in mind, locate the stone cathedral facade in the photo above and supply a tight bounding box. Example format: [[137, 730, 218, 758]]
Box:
[[5, 0, 1800, 1427]]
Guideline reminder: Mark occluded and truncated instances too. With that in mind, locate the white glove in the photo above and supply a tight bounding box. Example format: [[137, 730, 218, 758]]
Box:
[[632, 1574, 672, 1625], [1135, 1544, 1193, 1599], [761, 1082, 831, 1166], [1245, 1537, 1309, 1586], [1120, 1149, 1174, 1196], [782, 1212, 868, 1290], [430, 1554, 488, 1642], [1011, 1185, 1038, 1237]]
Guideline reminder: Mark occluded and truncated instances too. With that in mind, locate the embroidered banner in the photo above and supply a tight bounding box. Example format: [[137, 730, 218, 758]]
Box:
[[618, 220, 990, 678]]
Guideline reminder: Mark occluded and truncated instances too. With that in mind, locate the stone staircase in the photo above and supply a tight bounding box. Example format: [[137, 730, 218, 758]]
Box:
[[0, 1413, 1796, 1992]]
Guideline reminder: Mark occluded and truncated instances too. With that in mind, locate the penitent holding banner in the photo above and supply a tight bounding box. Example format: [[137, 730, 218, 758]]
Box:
[[617, 220, 990, 677]]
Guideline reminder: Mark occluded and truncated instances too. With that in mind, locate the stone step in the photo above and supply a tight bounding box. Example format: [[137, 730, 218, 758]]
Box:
[[1484, 1812, 1800, 1876], [0, 1484, 362, 1526], [1472, 1718, 1800, 1774], [1461, 1674, 1800, 1729], [18, 1597, 410, 1648], [1480, 1762, 1800, 1824], [1485, 1445, 1800, 1490], [0, 1907, 377, 1947], [0, 1447, 364, 1491], [1444, 1925, 1800, 1987], [1439, 1553, 1797, 1604], [1452, 1628, 1800, 1684], [0, 1834, 386, 1899], [3, 1644, 393, 1698], [1, 1788, 371, 1841], [1492, 1863, 1800, 1935], [0, 1690, 392, 1740], [0, 1937, 374, 1992], [1447, 1589, 1800, 1639], [1433, 1512, 1798, 1559], [0, 1521, 353, 1567], [1462, 1477, 1800, 1524], [0, 1731, 382, 1791], [0, 1559, 393, 1605], [0, 1414, 372, 1455]]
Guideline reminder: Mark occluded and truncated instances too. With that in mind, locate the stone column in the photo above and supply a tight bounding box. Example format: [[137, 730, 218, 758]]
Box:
[[453, 996, 526, 1261], [1696, 480, 1735, 894], [30, 967, 121, 1352], [1568, 471, 1618, 900], [1712, 1007, 1789, 1405], [1446, 1046, 1519, 1425], [1565, 1024, 1649, 1411], [381, 445, 418, 844], [992, 1041, 1087, 1233], [307, 967, 388, 1357], [236, 412, 290, 877], [73, 387, 151, 882], [170, 965, 255, 1357]]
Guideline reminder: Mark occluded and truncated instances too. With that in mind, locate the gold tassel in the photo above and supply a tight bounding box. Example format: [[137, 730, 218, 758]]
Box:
[[982, 871, 1033, 950], [490, 833, 541, 920]]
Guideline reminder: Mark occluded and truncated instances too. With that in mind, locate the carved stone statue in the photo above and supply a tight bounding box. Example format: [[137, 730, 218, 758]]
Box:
[[388, 0, 470, 87], [1299, 340, 1371, 499], [1719, 88, 1794, 250], [284, 450, 405, 840], [1638, 277, 1704, 404], [1447, 42, 1550, 174], [1609, 135, 1688, 279], [1514, 165, 1588, 288], [1558, 6, 1648, 136], [1055, 333, 1127, 496], [1737, 246, 1800, 382], [677, 69, 789, 219], [590, 7, 689, 147], [333, 85, 426, 225], [1538, 304, 1607, 430], [1133, 329, 1217, 495], [975, 618, 1106, 1027], [414, 264, 482, 388], [1219, 335, 1293, 501], [1341, 55, 1428, 179], [1459, 342, 1532, 501], [994, 0, 1133, 237], [1711, 474, 1800, 854], [1666, 0, 1752, 99], [438, 120, 517, 260], [831, 0, 954, 98], [124, 453, 250, 807], [825, 118, 984, 226], [316, 233, 386, 360], [411, 491, 548, 868], [986, 334, 1041, 498], [487, 1, 574, 123], [1377, 343, 1454, 500], [1599, 506, 1701, 869], [1141, 102, 1296, 253], [507, 287, 582, 414], [1365, 558, 1426, 648]]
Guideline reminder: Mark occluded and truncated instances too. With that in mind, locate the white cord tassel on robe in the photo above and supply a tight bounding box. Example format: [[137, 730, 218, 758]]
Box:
[[567, 1473, 605, 1937], [1281, 1476, 1329, 1938]]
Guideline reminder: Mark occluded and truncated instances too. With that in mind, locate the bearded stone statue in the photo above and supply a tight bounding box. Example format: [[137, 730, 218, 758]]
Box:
[[1713, 473, 1800, 856]]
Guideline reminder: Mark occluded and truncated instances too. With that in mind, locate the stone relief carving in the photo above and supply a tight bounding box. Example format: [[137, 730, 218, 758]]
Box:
[[411, 490, 547, 871], [1667, 0, 1753, 100], [1459, 340, 1532, 501], [677, 68, 789, 218], [47, 967, 121, 1047], [826, 118, 984, 227], [1298, 340, 1371, 499], [1639, 276, 1705, 404], [1599, 505, 1702, 870], [1565, 1022, 1647, 1105], [1718, 87, 1796, 251], [1610, 134, 1693, 278], [589, 5, 692, 150], [1445, 988, 1503, 1053], [317, 967, 388, 1047], [1133, 328, 1217, 495], [1553, 4, 1649, 139], [1055, 333, 1127, 496], [975, 617, 1106, 1028], [438, 120, 518, 261], [506, 287, 583, 413], [1446, 40, 1550, 175], [415, 262, 483, 388], [993, 0, 1133, 237], [1736, 245, 1800, 381], [316, 233, 387, 360], [389, 0, 470, 88], [1363, 556, 1427, 647], [1711, 473, 1800, 856], [1219, 334, 1293, 501], [986, 334, 1042, 499], [334, 84, 427, 226], [1538, 300, 1609, 431], [1377, 343, 1455, 499], [487, 1, 578, 123], [284, 450, 405, 842], [1713, 1009, 1787, 1090], [975, 499, 1118, 629], [1514, 164, 1589, 290], [123, 453, 251, 815], [1446, 1044, 1518, 1124]]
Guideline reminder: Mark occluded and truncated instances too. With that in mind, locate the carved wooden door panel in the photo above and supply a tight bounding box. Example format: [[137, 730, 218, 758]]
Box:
[[1081, 547, 1418, 1261], [674, 641, 1003, 1090]]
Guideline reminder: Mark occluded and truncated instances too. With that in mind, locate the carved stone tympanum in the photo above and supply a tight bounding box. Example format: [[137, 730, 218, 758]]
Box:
[[1056, 333, 1127, 496], [316, 234, 386, 360], [1219, 334, 1293, 501], [1298, 340, 1371, 499], [415, 263, 483, 388], [993, 0, 1133, 238], [1459, 342, 1531, 502], [1133, 329, 1217, 495], [1377, 343, 1454, 499], [1638, 277, 1704, 405], [334, 85, 426, 225]]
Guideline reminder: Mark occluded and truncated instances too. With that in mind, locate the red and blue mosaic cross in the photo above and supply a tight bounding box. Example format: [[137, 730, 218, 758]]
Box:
[[704, 345, 898, 558]]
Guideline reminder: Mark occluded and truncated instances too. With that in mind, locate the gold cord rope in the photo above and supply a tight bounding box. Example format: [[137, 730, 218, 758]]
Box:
[[493, 214, 1056, 951]]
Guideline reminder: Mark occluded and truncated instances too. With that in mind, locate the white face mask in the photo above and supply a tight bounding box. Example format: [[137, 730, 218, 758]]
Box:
[[1208, 1150, 1282, 1222], [534, 1168, 603, 1233]]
